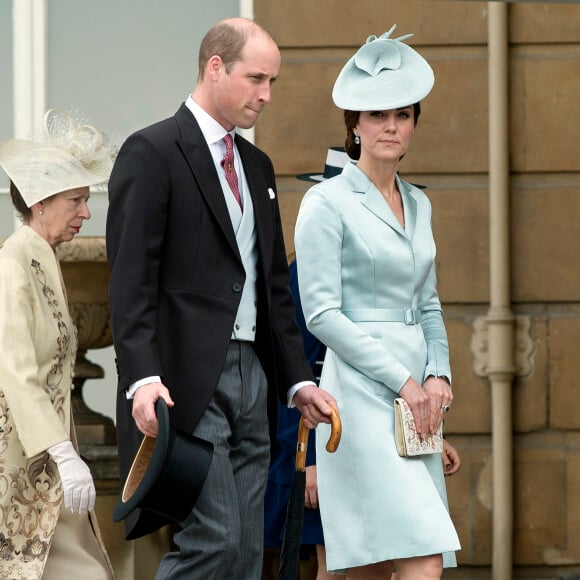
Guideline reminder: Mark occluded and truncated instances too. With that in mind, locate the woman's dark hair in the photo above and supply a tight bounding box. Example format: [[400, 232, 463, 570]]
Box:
[[344, 102, 422, 160], [9, 181, 31, 218]]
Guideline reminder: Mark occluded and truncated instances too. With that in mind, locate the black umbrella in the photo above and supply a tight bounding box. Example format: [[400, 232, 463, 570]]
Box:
[[278, 406, 342, 580]]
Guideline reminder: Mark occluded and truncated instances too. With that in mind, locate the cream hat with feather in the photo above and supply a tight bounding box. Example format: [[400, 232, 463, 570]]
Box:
[[0, 109, 114, 207]]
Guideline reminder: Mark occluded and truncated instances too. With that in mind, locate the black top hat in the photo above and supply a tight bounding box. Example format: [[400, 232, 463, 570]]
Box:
[[296, 147, 352, 182], [113, 398, 213, 525]]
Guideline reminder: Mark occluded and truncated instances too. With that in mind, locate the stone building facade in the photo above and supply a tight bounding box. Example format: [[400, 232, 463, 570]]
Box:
[[253, 1, 580, 577]]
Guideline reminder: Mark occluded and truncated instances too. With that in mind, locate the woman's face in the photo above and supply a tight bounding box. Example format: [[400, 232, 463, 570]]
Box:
[[36, 186, 91, 247], [355, 107, 415, 164]]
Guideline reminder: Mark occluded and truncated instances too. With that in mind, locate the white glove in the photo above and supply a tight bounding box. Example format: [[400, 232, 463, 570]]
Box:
[[48, 440, 96, 515]]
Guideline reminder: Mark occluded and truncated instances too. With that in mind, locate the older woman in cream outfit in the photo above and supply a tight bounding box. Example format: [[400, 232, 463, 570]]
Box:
[[0, 110, 114, 579], [295, 27, 460, 579]]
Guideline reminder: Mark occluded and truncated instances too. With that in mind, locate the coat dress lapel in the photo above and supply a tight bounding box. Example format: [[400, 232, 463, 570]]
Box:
[[397, 175, 418, 240], [346, 163, 417, 240]]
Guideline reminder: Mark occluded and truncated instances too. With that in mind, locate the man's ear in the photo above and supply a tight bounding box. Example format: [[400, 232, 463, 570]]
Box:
[[206, 55, 224, 81]]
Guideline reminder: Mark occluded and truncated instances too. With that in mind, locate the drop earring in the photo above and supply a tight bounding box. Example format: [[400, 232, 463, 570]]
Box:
[[354, 134, 360, 145]]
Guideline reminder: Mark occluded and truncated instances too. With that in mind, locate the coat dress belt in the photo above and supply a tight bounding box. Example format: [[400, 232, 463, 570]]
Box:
[[342, 308, 421, 325]]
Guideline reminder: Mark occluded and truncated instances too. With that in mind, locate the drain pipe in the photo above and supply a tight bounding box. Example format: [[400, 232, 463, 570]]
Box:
[[487, 3, 515, 579]]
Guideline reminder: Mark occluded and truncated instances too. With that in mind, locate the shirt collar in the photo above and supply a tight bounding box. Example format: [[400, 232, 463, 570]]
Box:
[[185, 95, 235, 146]]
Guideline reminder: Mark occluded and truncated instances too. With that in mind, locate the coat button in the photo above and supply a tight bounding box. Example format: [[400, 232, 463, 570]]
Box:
[[232, 282, 242, 292]]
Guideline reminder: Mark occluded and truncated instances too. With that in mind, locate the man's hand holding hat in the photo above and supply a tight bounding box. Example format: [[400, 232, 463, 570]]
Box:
[[132, 382, 175, 437]]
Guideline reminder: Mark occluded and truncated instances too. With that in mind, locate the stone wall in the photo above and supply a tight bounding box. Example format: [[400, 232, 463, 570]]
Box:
[[253, 1, 580, 576]]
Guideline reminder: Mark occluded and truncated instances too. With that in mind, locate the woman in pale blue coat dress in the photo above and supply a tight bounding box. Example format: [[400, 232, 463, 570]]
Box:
[[294, 26, 460, 579]]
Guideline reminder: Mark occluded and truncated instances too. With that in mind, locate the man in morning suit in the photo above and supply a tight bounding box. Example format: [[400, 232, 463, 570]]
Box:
[[106, 17, 336, 579]]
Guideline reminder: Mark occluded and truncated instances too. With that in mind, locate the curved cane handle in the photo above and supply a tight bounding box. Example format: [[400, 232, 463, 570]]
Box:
[[325, 405, 342, 453], [296, 406, 342, 469], [296, 416, 309, 471]]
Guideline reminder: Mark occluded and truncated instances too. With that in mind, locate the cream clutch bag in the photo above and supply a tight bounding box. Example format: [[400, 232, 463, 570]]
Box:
[[394, 398, 443, 457]]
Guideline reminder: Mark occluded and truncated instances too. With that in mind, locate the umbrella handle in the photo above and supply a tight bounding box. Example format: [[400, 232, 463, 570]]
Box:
[[296, 417, 309, 471], [325, 405, 342, 453], [296, 406, 342, 470]]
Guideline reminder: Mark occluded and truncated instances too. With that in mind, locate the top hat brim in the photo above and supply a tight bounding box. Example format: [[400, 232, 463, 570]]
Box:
[[296, 173, 325, 183], [296, 148, 352, 183], [113, 398, 213, 524]]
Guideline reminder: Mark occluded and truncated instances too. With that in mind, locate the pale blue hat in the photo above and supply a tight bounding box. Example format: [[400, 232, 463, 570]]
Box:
[[332, 25, 434, 111]]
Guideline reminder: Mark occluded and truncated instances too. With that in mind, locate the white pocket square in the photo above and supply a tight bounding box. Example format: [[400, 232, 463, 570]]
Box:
[[268, 188, 276, 199]]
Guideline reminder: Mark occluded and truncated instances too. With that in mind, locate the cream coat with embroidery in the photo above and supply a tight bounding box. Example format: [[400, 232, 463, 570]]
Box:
[[0, 225, 95, 578]]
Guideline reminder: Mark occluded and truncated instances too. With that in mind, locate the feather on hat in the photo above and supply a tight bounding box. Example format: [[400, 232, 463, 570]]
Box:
[[0, 109, 115, 207]]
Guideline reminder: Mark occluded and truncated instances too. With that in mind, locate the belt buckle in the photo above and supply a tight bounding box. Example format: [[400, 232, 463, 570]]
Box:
[[404, 308, 416, 325]]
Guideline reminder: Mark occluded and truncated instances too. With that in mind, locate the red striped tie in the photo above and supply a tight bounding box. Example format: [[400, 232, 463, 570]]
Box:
[[221, 134, 242, 211]]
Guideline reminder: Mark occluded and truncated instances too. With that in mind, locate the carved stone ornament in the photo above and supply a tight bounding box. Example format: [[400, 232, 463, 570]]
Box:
[[471, 314, 536, 379]]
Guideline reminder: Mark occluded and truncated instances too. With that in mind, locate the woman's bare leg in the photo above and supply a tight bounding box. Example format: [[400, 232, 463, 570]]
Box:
[[392, 554, 442, 580], [346, 560, 394, 579], [316, 544, 346, 580]]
